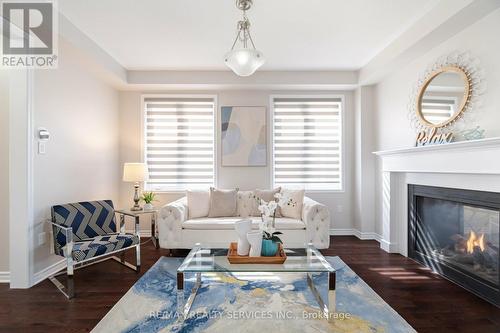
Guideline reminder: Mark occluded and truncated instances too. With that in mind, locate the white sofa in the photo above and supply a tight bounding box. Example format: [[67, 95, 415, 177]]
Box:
[[158, 195, 330, 250]]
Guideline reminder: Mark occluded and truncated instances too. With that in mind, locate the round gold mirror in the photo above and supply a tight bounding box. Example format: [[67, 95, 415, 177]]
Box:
[[417, 65, 471, 128]]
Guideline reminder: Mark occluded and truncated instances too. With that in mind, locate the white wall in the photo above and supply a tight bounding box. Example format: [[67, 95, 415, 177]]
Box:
[[372, 9, 500, 237], [118, 89, 355, 233], [32, 40, 120, 274], [353, 86, 376, 236], [0, 71, 9, 275]]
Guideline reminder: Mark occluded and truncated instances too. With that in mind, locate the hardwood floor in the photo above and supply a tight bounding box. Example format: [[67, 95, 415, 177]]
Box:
[[0, 236, 498, 332]]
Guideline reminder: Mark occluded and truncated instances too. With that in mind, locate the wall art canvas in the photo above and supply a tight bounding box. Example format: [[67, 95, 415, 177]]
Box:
[[221, 106, 267, 166]]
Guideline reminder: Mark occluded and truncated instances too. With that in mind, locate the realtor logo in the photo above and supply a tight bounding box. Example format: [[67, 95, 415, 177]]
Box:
[[1, 0, 58, 68]]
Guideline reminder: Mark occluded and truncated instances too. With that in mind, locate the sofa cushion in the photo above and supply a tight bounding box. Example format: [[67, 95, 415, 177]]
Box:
[[208, 187, 239, 217], [70, 233, 139, 262], [187, 190, 210, 219], [280, 189, 305, 219], [182, 217, 305, 230], [236, 191, 256, 217], [252, 187, 282, 217]]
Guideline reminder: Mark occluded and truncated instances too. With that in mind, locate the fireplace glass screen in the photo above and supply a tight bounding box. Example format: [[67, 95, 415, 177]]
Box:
[[415, 196, 499, 285]]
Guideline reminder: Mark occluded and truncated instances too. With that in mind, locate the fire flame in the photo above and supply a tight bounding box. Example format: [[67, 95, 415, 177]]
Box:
[[466, 231, 485, 254]]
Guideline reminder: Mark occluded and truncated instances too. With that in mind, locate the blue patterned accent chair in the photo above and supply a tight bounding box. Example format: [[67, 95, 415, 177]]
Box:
[[49, 200, 140, 299]]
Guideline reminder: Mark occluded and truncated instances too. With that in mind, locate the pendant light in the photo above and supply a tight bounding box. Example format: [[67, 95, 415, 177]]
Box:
[[224, 0, 265, 76]]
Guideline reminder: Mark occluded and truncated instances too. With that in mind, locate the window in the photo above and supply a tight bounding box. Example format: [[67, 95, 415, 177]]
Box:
[[272, 96, 343, 191], [143, 96, 216, 191]]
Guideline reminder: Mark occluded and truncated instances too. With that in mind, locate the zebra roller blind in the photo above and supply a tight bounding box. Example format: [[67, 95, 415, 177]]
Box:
[[272, 97, 343, 191], [144, 96, 215, 191], [421, 97, 457, 125]]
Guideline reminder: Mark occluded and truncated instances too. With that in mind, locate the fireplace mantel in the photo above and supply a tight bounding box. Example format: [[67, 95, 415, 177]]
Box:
[[374, 136, 500, 157], [372, 137, 500, 255], [373, 137, 500, 174]]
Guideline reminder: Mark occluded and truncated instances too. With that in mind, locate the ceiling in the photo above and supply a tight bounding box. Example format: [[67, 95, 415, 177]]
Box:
[[59, 0, 440, 71]]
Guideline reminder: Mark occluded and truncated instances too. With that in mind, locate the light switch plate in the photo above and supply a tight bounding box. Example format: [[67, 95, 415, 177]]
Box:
[[38, 142, 46, 154], [38, 232, 47, 246]]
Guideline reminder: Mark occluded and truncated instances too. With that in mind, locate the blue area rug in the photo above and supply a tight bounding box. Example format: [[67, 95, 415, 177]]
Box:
[[92, 256, 415, 332]]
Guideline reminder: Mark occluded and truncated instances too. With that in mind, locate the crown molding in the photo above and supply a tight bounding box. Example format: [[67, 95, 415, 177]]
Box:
[[125, 70, 359, 90]]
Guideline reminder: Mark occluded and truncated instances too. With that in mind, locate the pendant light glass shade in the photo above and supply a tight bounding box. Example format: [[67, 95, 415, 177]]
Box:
[[224, 48, 265, 77]]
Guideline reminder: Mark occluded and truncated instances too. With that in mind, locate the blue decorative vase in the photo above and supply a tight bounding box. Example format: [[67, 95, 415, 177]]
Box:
[[261, 239, 279, 256]]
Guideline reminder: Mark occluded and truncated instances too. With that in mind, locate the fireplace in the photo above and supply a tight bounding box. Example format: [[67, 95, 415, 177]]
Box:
[[408, 185, 500, 306]]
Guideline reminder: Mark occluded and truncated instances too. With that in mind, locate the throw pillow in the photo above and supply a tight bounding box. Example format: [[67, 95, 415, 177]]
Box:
[[187, 190, 210, 219], [252, 187, 281, 217], [237, 191, 255, 217], [279, 189, 305, 220], [208, 187, 239, 218]]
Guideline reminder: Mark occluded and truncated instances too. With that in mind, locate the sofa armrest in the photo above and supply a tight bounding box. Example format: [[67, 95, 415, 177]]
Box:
[[158, 197, 188, 248], [302, 197, 330, 249]]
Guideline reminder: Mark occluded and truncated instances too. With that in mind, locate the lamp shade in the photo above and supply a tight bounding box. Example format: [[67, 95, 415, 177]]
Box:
[[224, 48, 265, 77], [123, 163, 149, 182]]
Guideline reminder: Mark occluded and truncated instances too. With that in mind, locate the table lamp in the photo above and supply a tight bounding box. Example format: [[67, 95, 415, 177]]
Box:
[[123, 163, 149, 211]]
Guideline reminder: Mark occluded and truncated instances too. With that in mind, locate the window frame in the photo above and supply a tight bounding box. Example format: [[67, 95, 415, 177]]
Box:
[[141, 94, 218, 193], [270, 94, 345, 193]]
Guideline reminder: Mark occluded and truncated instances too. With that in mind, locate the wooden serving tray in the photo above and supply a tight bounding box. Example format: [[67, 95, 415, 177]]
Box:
[[227, 242, 287, 264]]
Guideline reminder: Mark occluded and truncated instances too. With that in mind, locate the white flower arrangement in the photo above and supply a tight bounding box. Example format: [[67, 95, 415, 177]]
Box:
[[255, 192, 296, 238]]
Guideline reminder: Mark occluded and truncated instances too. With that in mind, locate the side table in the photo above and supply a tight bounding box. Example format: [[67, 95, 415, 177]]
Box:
[[115, 209, 159, 248]]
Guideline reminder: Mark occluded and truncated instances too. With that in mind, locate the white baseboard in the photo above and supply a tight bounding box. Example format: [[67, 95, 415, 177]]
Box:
[[330, 228, 382, 242], [0, 271, 10, 283], [379, 239, 399, 253], [330, 228, 358, 236], [32, 259, 65, 286], [380, 239, 391, 252], [358, 232, 382, 242]]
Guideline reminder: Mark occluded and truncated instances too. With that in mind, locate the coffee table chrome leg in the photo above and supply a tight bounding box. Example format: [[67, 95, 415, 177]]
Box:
[[328, 271, 336, 321], [307, 273, 327, 315], [177, 272, 201, 320], [177, 272, 184, 317], [307, 272, 336, 321]]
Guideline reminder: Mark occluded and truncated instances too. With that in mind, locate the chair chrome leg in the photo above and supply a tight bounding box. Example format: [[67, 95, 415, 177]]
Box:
[[49, 256, 75, 299], [67, 275, 75, 299], [136, 244, 141, 271], [50, 245, 141, 299], [120, 251, 126, 264], [110, 255, 139, 271], [66, 256, 75, 299], [48, 274, 74, 299]]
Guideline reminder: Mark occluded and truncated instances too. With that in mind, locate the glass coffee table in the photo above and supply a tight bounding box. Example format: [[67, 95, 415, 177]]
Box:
[[177, 244, 336, 320]]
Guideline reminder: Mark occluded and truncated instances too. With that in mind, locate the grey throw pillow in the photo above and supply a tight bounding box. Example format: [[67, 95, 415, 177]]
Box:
[[208, 187, 239, 217]]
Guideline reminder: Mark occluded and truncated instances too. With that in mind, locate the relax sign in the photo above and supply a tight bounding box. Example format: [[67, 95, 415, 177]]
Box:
[[416, 127, 454, 147]]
